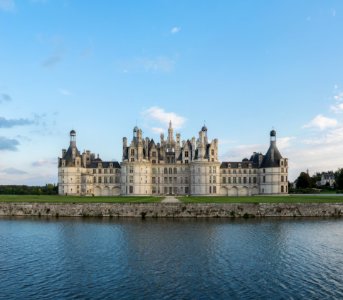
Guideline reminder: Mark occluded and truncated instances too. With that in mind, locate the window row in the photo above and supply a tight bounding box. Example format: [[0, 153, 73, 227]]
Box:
[[93, 176, 120, 184], [93, 168, 120, 174], [222, 169, 257, 175], [222, 177, 258, 184]]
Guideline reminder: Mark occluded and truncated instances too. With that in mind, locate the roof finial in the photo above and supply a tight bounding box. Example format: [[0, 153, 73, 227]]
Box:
[[169, 120, 172, 129]]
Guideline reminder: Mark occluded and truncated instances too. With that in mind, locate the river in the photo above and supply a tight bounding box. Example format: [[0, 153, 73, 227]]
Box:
[[1, 217, 343, 299]]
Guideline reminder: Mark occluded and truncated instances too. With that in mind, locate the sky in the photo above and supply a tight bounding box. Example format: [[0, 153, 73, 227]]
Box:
[[1, 0, 343, 185]]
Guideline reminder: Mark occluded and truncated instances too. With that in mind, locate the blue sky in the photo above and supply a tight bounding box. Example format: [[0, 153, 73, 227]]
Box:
[[1, 0, 343, 184]]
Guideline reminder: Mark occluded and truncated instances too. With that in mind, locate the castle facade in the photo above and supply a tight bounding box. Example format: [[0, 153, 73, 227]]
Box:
[[58, 123, 288, 196]]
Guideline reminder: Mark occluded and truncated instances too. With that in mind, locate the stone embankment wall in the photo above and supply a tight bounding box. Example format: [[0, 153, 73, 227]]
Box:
[[0, 203, 342, 218]]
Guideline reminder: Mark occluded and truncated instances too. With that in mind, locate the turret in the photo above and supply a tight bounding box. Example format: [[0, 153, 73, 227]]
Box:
[[260, 130, 282, 168], [70, 130, 76, 148], [202, 124, 208, 144]]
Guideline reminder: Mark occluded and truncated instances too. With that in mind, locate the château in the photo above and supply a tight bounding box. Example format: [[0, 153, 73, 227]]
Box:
[[58, 123, 288, 196]]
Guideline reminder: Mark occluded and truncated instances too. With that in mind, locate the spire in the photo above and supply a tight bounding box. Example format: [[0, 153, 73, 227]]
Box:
[[168, 120, 174, 143]]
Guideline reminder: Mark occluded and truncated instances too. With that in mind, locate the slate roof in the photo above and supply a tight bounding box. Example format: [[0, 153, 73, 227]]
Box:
[[63, 145, 81, 167], [88, 161, 121, 168], [260, 142, 282, 168]]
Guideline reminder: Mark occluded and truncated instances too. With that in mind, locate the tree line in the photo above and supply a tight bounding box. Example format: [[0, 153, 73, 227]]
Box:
[[0, 184, 58, 195], [294, 169, 343, 192]]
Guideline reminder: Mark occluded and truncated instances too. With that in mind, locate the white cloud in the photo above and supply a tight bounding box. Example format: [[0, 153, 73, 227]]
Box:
[[141, 106, 186, 130], [0, 0, 15, 12], [303, 114, 337, 130], [58, 88, 72, 96], [1, 167, 27, 175], [276, 136, 295, 150], [331, 103, 343, 113], [171, 26, 181, 34], [31, 159, 56, 167], [220, 143, 264, 162], [151, 127, 164, 134], [334, 91, 343, 101]]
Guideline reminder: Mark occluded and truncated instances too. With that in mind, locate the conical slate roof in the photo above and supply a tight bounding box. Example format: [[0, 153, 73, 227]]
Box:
[[260, 141, 282, 168], [63, 145, 81, 166]]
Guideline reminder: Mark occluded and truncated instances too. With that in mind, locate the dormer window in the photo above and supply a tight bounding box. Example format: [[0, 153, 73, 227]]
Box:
[[98, 163, 102, 168]]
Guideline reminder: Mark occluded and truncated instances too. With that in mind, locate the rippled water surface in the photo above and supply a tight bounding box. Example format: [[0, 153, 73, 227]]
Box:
[[1, 217, 343, 299]]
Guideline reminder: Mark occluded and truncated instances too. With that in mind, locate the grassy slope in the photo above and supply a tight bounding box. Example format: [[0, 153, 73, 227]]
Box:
[[179, 195, 343, 204], [0, 195, 162, 203]]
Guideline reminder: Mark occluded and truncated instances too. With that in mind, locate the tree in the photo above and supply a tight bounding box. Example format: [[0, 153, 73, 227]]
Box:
[[296, 172, 311, 189], [335, 169, 343, 190], [310, 172, 321, 188]]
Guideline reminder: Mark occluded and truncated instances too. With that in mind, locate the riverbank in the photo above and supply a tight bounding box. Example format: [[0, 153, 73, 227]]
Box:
[[0, 202, 342, 218]]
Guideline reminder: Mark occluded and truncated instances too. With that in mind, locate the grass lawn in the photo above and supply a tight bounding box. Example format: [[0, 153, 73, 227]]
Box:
[[179, 195, 343, 204], [0, 195, 162, 203]]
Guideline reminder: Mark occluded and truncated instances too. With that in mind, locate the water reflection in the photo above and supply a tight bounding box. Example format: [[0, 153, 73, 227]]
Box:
[[0, 217, 343, 299]]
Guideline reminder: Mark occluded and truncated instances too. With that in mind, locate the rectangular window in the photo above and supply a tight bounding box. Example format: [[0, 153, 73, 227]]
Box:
[[185, 151, 189, 158], [238, 177, 241, 184], [213, 186, 216, 194], [253, 177, 257, 184], [233, 177, 236, 184], [129, 186, 133, 194], [152, 177, 156, 184], [263, 176, 266, 183], [243, 177, 247, 184], [129, 176, 133, 183], [223, 177, 226, 184]]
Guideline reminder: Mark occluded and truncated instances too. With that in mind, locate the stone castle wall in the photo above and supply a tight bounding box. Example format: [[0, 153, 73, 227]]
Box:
[[0, 203, 342, 218]]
